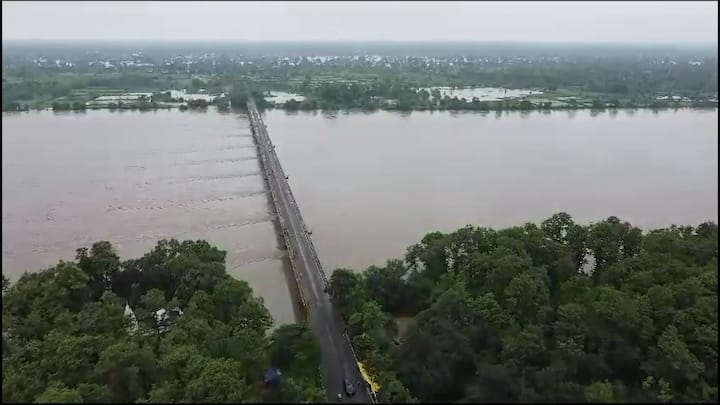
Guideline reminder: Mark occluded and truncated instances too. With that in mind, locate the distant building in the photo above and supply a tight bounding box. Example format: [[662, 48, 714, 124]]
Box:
[[124, 302, 140, 335], [155, 307, 184, 334], [124, 303, 183, 336]]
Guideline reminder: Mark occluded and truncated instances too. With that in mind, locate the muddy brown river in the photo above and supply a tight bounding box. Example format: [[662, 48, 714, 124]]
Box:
[[3, 108, 717, 324]]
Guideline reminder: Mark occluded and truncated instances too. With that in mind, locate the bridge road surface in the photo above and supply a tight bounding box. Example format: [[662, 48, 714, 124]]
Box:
[[247, 100, 373, 404]]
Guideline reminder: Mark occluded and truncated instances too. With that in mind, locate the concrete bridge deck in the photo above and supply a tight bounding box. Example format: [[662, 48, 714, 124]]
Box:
[[247, 100, 374, 404]]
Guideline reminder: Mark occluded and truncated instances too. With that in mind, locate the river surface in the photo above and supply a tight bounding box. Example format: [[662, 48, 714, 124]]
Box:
[[2, 108, 717, 324], [2, 109, 298, 326], [265, 108, 718, 272]]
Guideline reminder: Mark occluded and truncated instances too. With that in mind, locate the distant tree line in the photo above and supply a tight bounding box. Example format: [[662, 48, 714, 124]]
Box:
[[3, 51, 717, 112], [268, 79, 717, 112], [51, 101, 86, 111]]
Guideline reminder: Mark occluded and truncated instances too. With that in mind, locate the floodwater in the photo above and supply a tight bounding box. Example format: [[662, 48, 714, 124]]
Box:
[[2, 108, 718, 324], [265, 91, 306, 104], [420, 87, 544, 101], [2, 109, 299, 326], [167, 89, 220, 102], [264, 108, 718, 273]]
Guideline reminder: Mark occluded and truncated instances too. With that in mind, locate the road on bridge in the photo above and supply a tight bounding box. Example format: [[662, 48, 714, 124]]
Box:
[[247, 100, 373, 404]]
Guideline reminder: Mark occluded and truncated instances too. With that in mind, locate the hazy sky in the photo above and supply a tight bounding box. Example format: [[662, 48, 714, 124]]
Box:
[[2, 1, 717, 43]]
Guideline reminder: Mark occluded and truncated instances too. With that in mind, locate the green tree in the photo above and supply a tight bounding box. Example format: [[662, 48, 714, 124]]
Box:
[[587, 216, 643, 271], [585, 380, 615, 402], [2, 239, 325, 403], [268, 323, 321, 378], [328, 268, 366, 318], [34, 382, 83, 403], [335, 214, 717, 403]]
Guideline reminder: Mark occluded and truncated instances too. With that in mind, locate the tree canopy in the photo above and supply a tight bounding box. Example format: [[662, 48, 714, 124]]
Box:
[[328, 214, 718, 403], [2, 239, 322, 403]]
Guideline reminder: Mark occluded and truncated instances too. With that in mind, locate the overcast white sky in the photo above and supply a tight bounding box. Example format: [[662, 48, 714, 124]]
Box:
[[2, 1, 717, 43]]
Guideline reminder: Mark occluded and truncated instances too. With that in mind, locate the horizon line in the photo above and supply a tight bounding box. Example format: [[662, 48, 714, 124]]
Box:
[[2, 38, 717, 45]]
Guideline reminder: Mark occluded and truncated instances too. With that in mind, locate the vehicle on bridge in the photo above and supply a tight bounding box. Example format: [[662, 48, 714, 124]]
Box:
[[343, 377, 356, 396]]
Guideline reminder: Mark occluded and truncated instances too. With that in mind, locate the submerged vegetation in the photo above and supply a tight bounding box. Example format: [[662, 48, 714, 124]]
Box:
[[2, 240, 323, 403], [329, 213, 718, 403]]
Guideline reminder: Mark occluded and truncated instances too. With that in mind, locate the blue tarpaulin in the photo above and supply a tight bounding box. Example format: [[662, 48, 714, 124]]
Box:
[[264, 367, 282, 384]]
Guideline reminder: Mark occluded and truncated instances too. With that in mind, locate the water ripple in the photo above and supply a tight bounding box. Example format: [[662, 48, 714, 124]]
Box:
[[105, 190, 268, 212], [163, 171, 263, 185], [5, 215, 278, 257], [177, 156, 258, 166]]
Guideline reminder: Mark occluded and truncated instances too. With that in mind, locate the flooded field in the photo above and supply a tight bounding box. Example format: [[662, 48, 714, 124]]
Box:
[[265, 91, 307, 104], [167, 89, 221, 102], [420, 87, 544, 100], [3, 107, 717, 324]]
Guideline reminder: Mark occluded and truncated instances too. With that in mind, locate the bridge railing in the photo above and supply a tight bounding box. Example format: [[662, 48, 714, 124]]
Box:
[[249, 107, 308, 320], [262, 128, 375, 405], [342, 331, 377, 403], [262, 130, 330, 287], [281, 170, 329, 285], [251, 105, 324, 312], [250, 106, 336, 398], [249, 101, 376, 403]]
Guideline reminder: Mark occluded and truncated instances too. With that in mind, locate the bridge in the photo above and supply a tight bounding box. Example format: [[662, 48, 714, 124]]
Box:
[[247, 100, 375, 404]]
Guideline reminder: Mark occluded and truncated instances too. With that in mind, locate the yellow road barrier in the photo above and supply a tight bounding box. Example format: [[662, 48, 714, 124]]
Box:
[[357, 361, 382, 393]]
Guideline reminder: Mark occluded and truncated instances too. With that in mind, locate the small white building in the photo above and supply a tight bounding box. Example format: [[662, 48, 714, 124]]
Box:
[[124, 302, 140, 335]]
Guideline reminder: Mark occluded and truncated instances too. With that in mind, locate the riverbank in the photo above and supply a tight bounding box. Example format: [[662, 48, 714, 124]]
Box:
[[4, 99, 718, 113]]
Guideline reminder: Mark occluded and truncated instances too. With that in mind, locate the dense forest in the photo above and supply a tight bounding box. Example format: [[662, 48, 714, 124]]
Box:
[[2, 215, 717, 403], [328, 214, 718, 403], [2, 240, 324, 403]]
